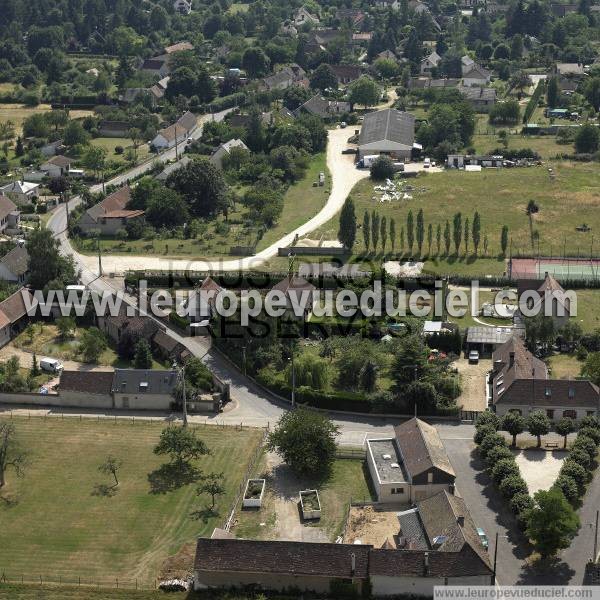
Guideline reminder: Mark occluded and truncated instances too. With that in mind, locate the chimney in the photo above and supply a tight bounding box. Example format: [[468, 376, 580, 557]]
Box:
[[351, 552, 356, 576], [457, 515, 465, 527], [509, 352, 515, 368], [424, 552, 430, 575]]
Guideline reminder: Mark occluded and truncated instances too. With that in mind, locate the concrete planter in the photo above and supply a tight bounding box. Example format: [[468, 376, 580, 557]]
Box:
[[242, 478, 265, 508], [299, 489, 321, 520]]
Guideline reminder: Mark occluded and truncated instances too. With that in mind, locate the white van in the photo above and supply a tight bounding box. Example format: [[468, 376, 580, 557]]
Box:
[[40, 357, 64, 374]]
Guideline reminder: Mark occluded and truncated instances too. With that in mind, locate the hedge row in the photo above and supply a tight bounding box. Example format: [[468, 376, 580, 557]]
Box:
[[474, 412, 533, 528], [254, 371, 460, 416], [255, 372, 374, 413], [168, 311, 189, 331], [554, 418, 600, 504]]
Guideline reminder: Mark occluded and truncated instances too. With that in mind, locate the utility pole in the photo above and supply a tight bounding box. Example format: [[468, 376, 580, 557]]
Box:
[[182, 363, 188, 427], [492, 531, 499, 584], [174, 123, 179, 161], [97, 237, 103, 276], [290, 342, 296, 408], [242, 345, 247, 376], [594, 510, 599, 562], [64, 191, 70, 229]]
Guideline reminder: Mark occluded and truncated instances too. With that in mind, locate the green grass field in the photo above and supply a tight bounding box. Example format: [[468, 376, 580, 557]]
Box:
[[256, 152, 329, 252], [546, 353, 583, 379], [572, 289, 600, 332], [0, 584, 290, 599], [90, 137, 150, 164], [0, 418, 263, 587], [314, 161, 600, 274]]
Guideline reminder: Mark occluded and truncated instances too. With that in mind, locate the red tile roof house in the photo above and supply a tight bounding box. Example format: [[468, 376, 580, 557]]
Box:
[[193, 491, 493, 595], [491, 336, 600, 422], [0, 288, 37, 348], [77, 186, 144, 236], [57, 370, 114, 408]]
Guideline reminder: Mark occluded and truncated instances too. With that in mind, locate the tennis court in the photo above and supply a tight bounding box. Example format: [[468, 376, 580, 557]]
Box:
[[510, 257, 600, 281]]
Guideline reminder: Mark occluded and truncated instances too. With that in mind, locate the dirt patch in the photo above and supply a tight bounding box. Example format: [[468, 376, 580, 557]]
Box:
[[344, 506, 400, 548], [158, 541, 196, 581], [454, 357, 491, 411]]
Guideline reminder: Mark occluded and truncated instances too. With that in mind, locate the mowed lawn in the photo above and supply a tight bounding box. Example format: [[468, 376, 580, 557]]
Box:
[[0, 418, 262, 586], [90, 136, 150, 163], [0, 584, 272, 599], [315, 161, 600, 275], [255, 152, 330, 252]]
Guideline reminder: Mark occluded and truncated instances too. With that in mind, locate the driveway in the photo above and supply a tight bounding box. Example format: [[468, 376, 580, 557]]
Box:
[[454, 357, 490, 411], [50, 127, 370, 275], [442, 436, 533, 585]]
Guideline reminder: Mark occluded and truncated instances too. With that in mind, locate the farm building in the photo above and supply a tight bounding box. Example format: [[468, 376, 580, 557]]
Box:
[[357, 109, 417, 160]]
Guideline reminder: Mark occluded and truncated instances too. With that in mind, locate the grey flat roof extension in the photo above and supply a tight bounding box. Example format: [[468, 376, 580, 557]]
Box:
[[368, 438, 408, 484]]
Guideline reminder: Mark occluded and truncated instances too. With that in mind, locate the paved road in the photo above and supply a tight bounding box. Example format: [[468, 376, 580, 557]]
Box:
[[444, 433, 597, 585]]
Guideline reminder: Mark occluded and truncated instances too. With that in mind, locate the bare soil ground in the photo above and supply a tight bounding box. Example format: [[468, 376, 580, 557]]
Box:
[[344, 506, 400, 548], [454, 357, 491, 411]]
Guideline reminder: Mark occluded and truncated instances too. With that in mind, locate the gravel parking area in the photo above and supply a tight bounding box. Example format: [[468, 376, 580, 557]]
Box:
[[514, 449, 567, 495], [454, 357, 490, 411]]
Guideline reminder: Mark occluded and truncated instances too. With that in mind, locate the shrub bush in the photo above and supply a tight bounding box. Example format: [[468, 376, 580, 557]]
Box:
[[169, 311, 189, 331], [580, 415, 600, 429], [510, 492, 534, 517], [561, 460, 587, 491], [569, 448, 592, 470], [554, 475, 579, 503], [572, 435, 597, 462], [475, 424, 498, 445], [578, 427, 600, 445], [499, 474, 528, 498], [485, 444, 514, 467], [475, 411, 500, 430], [479, 433, 507, 458], [491, 457, 520, 484]]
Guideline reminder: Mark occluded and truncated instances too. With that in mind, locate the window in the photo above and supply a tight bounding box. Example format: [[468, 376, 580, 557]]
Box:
[[391, 487, 404, 494], [509, 409, 522, 415], [568, 387, 575, 398], [545, 387, 551, 397], [427, 472, 433, 483], [563, 410, 577, 419], [587, 411, 596, 416], [546, 409, 554, 419]]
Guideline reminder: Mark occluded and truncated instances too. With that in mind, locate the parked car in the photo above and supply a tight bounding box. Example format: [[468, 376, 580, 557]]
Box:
[[340, 121, 347, 128], [40, 357, 64, 373], [477, 527, 489, 549], [468, 350, 480, 364]]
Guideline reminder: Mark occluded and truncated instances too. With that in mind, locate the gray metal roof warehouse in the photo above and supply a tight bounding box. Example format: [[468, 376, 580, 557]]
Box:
[[357, 108, 416, 159]]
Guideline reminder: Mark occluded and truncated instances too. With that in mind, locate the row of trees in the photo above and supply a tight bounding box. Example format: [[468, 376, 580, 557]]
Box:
[[338, 201, 511, 258], [474, 412, 583, 558], [475, 411, 600, 557]]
